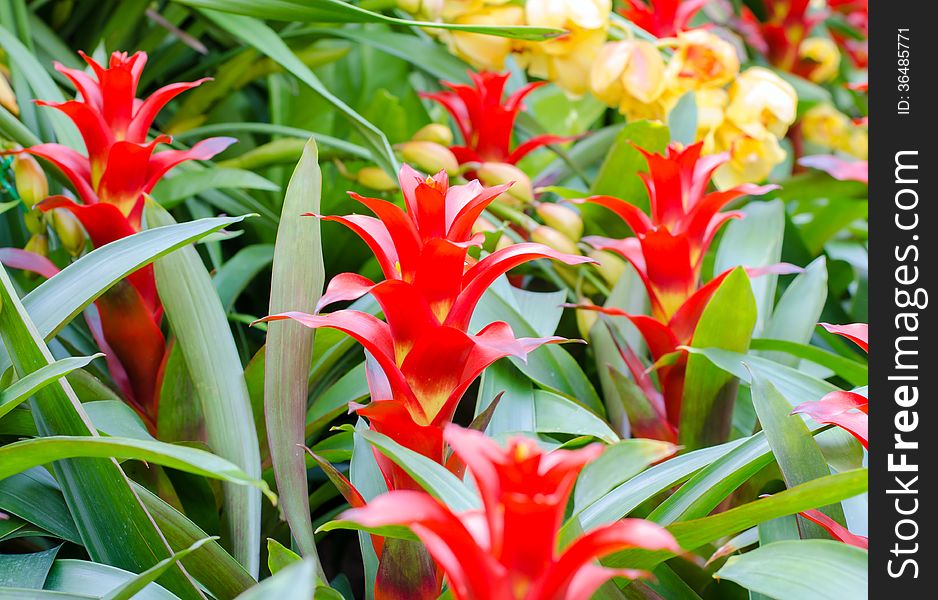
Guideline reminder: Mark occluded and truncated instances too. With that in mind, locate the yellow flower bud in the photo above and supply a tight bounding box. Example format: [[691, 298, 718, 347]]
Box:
[[536, 202, 583, 241], [412, 123, 455, 147], [844, 127, 868, 160], [51, 208, 86, 257], [476, 162, 534, 206], [665, 30, 740, 93], [711, 124, 786, 189], [799, 37, 841, 84], [591, 41, 668, 113], [24, 208, 45, 235], [695, 88, 729, 154], [444, 5, 525, 71], [801, 104, 851, 150], [587, 249, 626, 286], [398, 141, 460, 176], [531, 225, 580, 256], [357, 166, 399, 192], [576, 302, 599, 341], [0, 74, 18, 116], [25, 233, 49, 257], [13, 153, 49, 208], [724, 67, 798, 138]]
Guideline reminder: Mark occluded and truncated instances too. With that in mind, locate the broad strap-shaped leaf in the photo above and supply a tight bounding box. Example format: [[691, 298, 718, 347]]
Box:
[[264, 138, 325, 573]]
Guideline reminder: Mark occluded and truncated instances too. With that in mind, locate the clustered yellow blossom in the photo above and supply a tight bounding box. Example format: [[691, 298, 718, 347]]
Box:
[[801, 103, 868, 160], [798, 37, 841, 84]]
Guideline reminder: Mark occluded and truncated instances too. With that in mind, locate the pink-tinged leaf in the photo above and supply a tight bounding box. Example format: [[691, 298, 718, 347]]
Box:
[[800, 509, 869, 549], [799, 155, 868, 184], [0, 248, 60, 280], [792, 391, 868, 449], [374, 538, 440, 600], [819, 322, 868, 353], [305, 449, 367, 509]]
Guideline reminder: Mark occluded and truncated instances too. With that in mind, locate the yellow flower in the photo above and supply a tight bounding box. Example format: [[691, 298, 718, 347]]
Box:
[[590, 40, 667, 118], [801, 103, 851, 150], [724, 67, 798, 138], [798, 37, 841, 84], [443, 5, 526, 71], [844, 127, 868, 160], [518, 0, 612, 96], [695, 87, 729, 154], [0, 73, 18, 116], [664, 30, 740, 93], [712, 123, 787, 189]]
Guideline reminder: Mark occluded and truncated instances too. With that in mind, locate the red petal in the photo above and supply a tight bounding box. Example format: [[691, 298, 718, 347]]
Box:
[[320, 213, 400, 281], [448, 243, 594, 330], [341, 491, 503, 600], [128, 78, 211, 142], [145, 137, 236, 193], [35, 100, 113, 170], [819, 323, 868, 353], [792, 391, 868, 449], [22, 146, 97, 204], [349, 193, 422, 278], [534, 519, 679, 596], [97, 136, 171, 218], [53, 62, 102, 110], [316, 272, 376, 313], [799, 509, 869, 549], [506, 134, 575, 165], [583, 195, 654, 236], [562, 565, 652, 600], [639, 228, 697, 320]]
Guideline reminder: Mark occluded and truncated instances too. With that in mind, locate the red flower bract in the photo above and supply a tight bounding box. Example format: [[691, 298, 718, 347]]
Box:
[[342, 425, 681, 600], [619, 0, 708, 38], [3, 50, 234, 425], [422, 71, 570, 165], [792, 323, 869, 449]]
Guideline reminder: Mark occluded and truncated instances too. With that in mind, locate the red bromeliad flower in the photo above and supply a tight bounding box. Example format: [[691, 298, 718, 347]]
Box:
[[3, 50, 233, 425], [574, 143, 782, 439], [800, 509, 868, 549], [739, 0, 826, 72], [828, 0, 868, 68], [261, 165, 592, 491], [792, 323, 868, 448], [619, 0, 708, 38], [421, 71, 570, 166], [583, 142, 776, 322], [342, 425, 681, 600]]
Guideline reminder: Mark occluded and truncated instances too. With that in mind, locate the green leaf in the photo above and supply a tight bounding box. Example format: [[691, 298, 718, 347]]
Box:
[[147, 201, 263, 577], [0, 469, 82, 544], [213, 244, 275, 311], [0, 436, 275, 503], [233, 558, 316, 600], [352, 427, 478, 512], [4, 215, 246, 371], [604, 469, 867, 571], [43, 559, 182, 600], [0, 266, 202, 600], [0, 545, 60, 589], [473, 278, 602, 413], [0, 354, 103, 420], [0, 25, 82, 149], [173, 0, 564, 40], [533, 389, 618, 443], [713, 200, 785, 334], [152, 168, 280, 210], [102, 538, 216, 600], [750, 371, 845, 537], [573, 439, 677, 514], [668, 93, 697, 146], [680, 268, 757, 449], [195, 10, 397, 174], [749, 339, 867, 387], [267, 539, 302, 575], [760, 257, 829, 365], [715, 540, 867, 600], [263, 138, 325, 571]]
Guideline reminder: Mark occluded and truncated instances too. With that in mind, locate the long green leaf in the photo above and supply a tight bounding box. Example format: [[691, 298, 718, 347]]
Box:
[[264, 138, 325, 572], [44, 559, 182, 600], [102, 538, 216, 600], [172, 0, 563, 40], [0, 436, 274, 503], [147, 202, 263, 577], [0, 354, 103, 419], [0, 266, 202, 599], [714, 540, 867, 600]]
